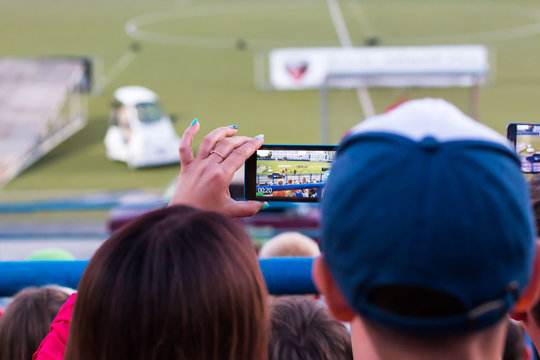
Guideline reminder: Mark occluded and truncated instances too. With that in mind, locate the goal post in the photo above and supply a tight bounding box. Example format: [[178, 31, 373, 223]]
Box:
[[319, 72, 486, 144]]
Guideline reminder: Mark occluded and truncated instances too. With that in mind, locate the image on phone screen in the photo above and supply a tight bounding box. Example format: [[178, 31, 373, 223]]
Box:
[[250, 147, 337, 201], [515, 124, 540, 173]]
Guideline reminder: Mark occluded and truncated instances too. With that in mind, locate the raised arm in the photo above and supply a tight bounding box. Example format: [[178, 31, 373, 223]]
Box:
[[169, 121, 266, 217]]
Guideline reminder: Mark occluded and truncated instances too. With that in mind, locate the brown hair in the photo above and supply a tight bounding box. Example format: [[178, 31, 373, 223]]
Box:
[[0, 286, 70, 360], [268, 296, 352, 360], [64, 205, 268, 360]]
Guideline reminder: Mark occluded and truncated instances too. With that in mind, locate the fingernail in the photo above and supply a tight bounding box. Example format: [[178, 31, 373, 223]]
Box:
[[190, 118, 198, 126], [261, 202, 270, 210], [254, 134, 264, 139], [228, 125, 238, 129]]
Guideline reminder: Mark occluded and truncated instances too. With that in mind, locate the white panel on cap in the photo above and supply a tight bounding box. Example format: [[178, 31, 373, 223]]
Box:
[[349, 98, 511, 149]]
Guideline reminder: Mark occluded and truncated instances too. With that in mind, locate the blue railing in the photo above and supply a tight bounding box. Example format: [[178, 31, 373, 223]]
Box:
[[0, 257, 317, 296]]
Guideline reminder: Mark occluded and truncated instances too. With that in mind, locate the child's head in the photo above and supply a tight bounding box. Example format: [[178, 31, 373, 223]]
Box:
[[0, 286, 70, 360]]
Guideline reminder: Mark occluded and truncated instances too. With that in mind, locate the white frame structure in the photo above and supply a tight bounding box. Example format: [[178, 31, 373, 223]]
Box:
[[266, 46, 490, 144], [319, 72, 484, 144]]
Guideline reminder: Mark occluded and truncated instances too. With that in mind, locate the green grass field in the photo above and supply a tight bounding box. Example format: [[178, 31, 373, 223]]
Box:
[[3, 0, 540, 198], [257, 160, 331, 175]]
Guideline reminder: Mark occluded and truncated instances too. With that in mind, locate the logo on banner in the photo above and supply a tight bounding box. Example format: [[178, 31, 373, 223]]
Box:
[[285, 60, 309, 83]]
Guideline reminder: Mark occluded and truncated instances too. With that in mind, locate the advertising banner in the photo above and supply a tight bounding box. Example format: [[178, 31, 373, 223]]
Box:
[[269, 46, 489, 90]]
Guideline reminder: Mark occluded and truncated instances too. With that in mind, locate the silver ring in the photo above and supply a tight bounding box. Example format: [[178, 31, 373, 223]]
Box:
[[210, 150, 225, 160]]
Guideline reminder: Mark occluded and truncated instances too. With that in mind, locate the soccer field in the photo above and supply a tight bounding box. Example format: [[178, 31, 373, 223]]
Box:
[[3, 0, 540, 195]]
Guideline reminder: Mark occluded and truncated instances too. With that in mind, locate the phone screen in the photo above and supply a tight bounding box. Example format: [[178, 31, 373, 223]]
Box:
[[245, 145, 339, 202], [515, 124, 540, 173]]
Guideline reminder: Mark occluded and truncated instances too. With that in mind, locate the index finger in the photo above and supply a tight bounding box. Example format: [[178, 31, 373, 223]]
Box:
[[179, 120, 200, 165]]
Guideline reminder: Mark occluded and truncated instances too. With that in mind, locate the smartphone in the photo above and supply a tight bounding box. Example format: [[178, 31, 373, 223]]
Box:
[[507, 123, 540, 173], [244, 145, 339, 202]]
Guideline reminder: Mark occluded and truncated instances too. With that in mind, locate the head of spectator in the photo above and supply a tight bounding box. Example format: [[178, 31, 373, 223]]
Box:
[[503, 321, 530, 360], [0, 286, 70, 360], [64, 205, 268, 360], [259, 232, 320, 258], [528, 174, 540, 233], [513, 174, 540, 352], [268, 296, 352, 360], [312, 99, 540, 360]]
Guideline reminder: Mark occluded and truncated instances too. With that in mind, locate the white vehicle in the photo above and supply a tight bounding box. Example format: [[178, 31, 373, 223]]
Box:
[[104, 86, 181, 168]]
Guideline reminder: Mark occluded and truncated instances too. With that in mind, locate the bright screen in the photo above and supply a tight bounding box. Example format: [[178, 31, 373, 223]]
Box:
[[516, 124, 540, 173], [254, 149, 337, 199]]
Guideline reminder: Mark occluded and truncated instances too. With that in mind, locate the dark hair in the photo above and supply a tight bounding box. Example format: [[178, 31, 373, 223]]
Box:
[[528, 175, 540, 325], [503, 321, 525, 360], [530, 174, 540, 236], [0, 286, 70, 360], [64, 205, 268, 360], [268, 296, 352, 360], [366, 285, 467, 318]]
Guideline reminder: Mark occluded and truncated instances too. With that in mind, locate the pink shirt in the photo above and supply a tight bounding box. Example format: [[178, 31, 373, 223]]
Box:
[[33, 293, 76, 360]]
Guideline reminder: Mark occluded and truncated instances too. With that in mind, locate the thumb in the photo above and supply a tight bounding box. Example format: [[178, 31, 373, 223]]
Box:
[[228, 201, 267, 218]]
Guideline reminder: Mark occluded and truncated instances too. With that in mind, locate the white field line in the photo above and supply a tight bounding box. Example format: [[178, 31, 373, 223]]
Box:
[[384, 3, 540, 44], [325, 0, 375, 118], [326, 0, 353, 47], [347, 0, 376, 37], [124, 1, 327, 50], [96, 50, 137, 92], [124, 2, 540, 51]]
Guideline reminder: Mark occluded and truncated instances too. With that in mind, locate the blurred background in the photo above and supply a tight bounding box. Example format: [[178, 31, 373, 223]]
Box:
[[2, 0, 540, 260]]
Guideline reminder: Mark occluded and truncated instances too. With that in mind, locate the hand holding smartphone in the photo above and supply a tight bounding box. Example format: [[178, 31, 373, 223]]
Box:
[[507, 123, 540, 173], [244, 145, 339, 202]]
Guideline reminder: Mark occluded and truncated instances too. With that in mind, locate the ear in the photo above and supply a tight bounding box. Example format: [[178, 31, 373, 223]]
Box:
[[510, 240, 540, 319], [312, 256, 355, 322]]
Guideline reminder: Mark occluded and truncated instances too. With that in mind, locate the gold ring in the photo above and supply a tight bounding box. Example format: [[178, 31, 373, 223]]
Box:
[[210, 150, 225, 160]]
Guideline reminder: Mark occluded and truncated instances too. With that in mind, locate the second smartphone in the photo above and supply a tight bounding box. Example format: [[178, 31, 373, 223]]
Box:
[[507, 123, 540, 173]]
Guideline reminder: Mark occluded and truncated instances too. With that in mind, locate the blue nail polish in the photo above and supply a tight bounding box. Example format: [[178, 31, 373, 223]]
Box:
[[190, 118, 198, 126], [262, 203, 270, 210], [254, 134, 264, 139], [228, 125, 238, 129]]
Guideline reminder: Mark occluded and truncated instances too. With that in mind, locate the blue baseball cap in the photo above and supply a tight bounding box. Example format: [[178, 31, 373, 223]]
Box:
[[321, 98, 536, 333]]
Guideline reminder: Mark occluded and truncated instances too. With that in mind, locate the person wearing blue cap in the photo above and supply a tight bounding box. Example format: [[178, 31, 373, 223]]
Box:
[[163, 106, 540, 359], [312, 98, 540, 359], [512, 174, 540, 359]]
